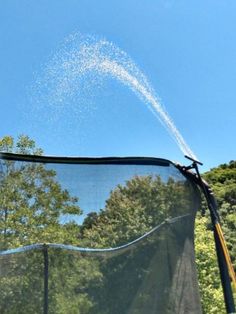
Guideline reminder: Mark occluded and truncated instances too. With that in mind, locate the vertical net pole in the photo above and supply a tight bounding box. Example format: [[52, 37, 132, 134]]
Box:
[[179, 160, 236, 314], [43, 244, 49, 314], [208, 192, 236, 314]]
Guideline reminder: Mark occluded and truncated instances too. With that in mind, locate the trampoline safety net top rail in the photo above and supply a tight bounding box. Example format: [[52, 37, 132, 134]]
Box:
[[0, 153, 202, 314]]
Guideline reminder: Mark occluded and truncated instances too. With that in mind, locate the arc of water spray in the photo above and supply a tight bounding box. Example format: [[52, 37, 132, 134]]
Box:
[[97, 59, 196, 160], [39, 34, 197, 160]]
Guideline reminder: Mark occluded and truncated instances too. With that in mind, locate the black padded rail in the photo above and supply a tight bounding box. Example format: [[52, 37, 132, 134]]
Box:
[[0, 152, 171, 166]]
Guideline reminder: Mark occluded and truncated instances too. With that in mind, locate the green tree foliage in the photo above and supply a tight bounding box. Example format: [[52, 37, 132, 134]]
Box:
[[195, 161, 236, 313], [0, 135, 43, 155], [203, 161, 236, 269], [80, 175, 201, 314], [0, 135, 102, 313], [0, 135, 82, 248], [81, 162, 236, 314], [81, 175, 195, 247], [195, 216, 225, 314]]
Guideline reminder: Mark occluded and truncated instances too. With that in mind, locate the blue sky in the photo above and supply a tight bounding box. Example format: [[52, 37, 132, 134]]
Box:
[[0, 1, 235, 171]]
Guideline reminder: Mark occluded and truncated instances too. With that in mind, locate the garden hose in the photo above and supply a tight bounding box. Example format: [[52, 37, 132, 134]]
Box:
[[215, 222, 236, 292]]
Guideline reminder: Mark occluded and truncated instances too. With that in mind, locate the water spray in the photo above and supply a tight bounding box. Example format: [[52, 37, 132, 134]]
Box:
[[36, 33, 197, 160]]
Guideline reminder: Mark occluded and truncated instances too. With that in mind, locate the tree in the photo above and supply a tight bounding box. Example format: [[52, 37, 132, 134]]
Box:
[[81, 170, 232, 313], [0, 135, 43, 155], [198, 161, 236, 313], [203, 161, 236, 269], [81, 174, 202, 314], [0, 135, 82, 248], [194, 215, 225, 314], [0, 135, 101, 313], [82, 175, 194, 247]]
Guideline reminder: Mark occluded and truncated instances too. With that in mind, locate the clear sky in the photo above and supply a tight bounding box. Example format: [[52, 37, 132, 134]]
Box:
[[1, 1, 235, 171]]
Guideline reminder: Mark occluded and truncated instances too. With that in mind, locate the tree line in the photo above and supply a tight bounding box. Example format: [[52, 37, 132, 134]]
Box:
[[0, 135, 235, 313]]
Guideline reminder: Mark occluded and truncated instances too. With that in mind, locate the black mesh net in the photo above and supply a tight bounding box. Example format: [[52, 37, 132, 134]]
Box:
[[0, 154, 202, 313]]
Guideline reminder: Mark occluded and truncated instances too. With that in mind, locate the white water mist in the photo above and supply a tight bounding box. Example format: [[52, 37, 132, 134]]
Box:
[[36, 33, 197, 160]]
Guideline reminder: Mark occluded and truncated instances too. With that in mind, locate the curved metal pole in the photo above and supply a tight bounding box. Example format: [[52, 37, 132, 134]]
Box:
[[205, 187, 235, 314], [176, 159, 235, 314]]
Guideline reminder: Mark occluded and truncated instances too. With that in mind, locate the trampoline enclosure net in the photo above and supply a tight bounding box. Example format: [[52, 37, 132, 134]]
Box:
[[0, 155, 202, 314]]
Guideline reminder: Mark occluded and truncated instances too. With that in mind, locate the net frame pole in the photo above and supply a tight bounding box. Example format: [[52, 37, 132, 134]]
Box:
[[43, 244, 49, 314], [204, 188, 236, 314], [178, 160, 236, 314]]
